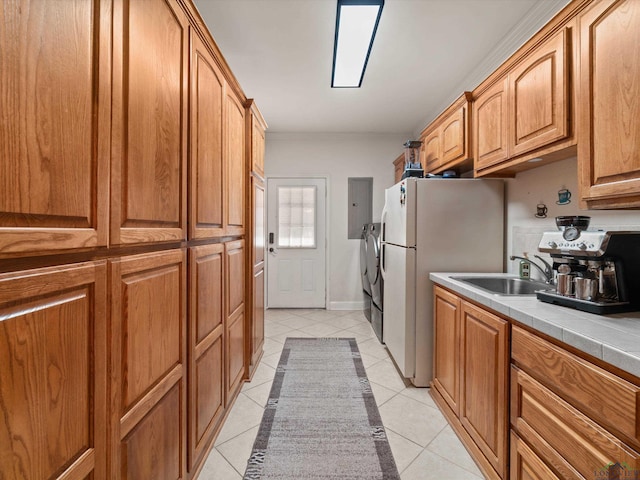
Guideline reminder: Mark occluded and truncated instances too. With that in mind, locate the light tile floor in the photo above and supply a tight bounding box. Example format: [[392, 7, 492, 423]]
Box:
[[198, 309, 485, 480]]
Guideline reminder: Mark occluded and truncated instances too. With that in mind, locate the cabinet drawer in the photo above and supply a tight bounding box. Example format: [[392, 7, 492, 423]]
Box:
[[511, 366, 640, 479], [511, 326, 640, 447]]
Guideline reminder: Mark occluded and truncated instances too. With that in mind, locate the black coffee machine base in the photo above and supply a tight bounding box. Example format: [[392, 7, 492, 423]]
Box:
[[536, 291, 633, 315]]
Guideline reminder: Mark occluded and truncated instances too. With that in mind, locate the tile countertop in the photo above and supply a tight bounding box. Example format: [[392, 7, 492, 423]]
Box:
[[430, 272, 640, 380]]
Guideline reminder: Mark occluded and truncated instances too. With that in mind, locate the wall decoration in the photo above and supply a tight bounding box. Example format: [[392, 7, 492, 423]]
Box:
[[535, 203, 548, 218], [557, 186, 571, 205]]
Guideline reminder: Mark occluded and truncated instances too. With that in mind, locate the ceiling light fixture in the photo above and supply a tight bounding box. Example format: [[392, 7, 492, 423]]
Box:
[[331, 0, 384, 88]]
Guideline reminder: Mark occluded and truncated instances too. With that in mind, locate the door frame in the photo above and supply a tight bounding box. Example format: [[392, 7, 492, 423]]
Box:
[[265, 175, 329, 309]]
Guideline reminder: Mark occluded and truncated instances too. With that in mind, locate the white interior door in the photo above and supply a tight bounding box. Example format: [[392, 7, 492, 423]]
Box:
[[267, 178, 326, 308]]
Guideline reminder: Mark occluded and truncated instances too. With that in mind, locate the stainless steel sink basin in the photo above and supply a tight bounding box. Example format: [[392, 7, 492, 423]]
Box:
[[451, 276, 551, 296]]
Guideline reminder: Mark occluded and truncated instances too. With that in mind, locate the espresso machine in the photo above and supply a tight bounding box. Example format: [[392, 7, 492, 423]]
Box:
[[537, 229, 640, 314]]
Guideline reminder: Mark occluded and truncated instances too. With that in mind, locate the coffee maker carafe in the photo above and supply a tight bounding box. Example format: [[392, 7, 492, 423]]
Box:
[[537, 230, 640, 314]]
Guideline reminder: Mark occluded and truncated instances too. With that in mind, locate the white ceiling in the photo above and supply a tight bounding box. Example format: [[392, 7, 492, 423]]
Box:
[[194, 0, 570, 135]]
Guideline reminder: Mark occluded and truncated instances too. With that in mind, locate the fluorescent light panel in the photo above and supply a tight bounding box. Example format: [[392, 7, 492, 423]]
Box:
[[332, 0, 384, 88]]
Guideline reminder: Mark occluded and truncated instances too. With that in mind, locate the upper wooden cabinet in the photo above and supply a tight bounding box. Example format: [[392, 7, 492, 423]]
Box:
[[509, 28, 569, 157], [225, 90, 246, 236], [475, 27, 573, 176], [111, 0, 188, 245], [0, 0, 110, 256], [475, 78, 510, 171], [246, 99, 268, 179], [189, 28, 225, 239], [578, 0, 640, 209], [420, 93, 472, 174]]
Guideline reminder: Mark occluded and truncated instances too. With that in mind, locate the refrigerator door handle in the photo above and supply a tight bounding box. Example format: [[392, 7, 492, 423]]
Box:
[[380, 243, 386, 279], [381, 207, 388, 242]]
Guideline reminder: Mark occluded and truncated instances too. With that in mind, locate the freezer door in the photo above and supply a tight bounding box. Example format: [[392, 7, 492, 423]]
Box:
[[381, 242, 416, 378], [382, 179, 416, 248]]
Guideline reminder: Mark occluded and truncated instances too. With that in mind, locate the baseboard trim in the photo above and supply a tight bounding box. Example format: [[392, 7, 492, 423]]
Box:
[[328, 301, 364, 311]]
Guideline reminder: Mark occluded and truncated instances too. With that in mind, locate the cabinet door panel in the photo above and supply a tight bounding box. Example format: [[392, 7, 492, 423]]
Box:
[[225, 92, 245, 235], [254, 180, 265, 267], [512, 366, 640, 480], [112, 0, 188, 244], [225, 240, 245, 398], [441, 106, 466, 165], [433, 286, 460, 415], [474, 78, 509, 170], [118, 253, 183, 409], [122, 383, 183, 480], [110, 249, 187, 480], [0, 262, 107, 480], [510, 432, 560, 480], [423, 131, 441, 172], [460, 301, 508, 478], [579, 0, 640, 205], [189, 29, 224, 239], [252, 268, 265, 366], [510, 29, 568, 156], [0, 0, 110, 254], [188, 244, 225, 471], [252, 117, 266, 178]]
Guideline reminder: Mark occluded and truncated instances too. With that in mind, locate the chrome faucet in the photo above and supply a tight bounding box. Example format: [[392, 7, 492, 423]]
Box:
[[510, 255, 554, 284]]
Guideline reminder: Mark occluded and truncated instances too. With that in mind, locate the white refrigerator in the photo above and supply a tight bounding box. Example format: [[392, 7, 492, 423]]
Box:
[[381, 178, 504, 387]]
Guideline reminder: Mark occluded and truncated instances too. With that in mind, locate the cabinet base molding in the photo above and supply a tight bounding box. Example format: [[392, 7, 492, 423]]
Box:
[[430, 385, 501, 480]]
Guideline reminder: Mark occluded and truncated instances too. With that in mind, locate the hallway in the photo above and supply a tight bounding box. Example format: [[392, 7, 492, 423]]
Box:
[[198, 309, 484, 479]]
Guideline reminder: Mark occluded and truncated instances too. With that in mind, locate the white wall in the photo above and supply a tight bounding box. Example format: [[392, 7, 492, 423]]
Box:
[[505, 156, 640, 281], [264, 132, 409, 310]]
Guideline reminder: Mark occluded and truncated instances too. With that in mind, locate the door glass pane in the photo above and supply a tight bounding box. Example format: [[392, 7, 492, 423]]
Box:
[[277, 186, 316, 248]]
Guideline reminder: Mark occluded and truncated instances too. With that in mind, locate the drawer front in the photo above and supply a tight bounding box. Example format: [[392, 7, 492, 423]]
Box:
[[510, 431, 560, 480], [511, 366, 640, 480], [511, 325, 640, 447]]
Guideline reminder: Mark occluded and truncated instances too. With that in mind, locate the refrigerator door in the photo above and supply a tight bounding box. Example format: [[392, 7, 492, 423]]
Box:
[[381, 242, 416, 378], [382, 179, 416, 248]]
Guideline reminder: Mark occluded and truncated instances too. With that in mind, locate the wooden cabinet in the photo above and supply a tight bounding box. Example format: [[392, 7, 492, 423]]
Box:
[[188, 244, 225, 472], [433, 286, 461, 415], [247, 99, 267, 179], [474, 78, 509, 171], [189, 28, 225, 239], [510, 432, 560, 480], [420, 92, 472, 174], [111, 0, 188, 245], [431, 288, 509, 480], [109, 249, 187, 480], [225, 240, 245, 399], [474, 27, 574, 177], [460, 301, 509, 479], [245, 101, 266, 379], [509, 28, 569, 157], [511, 325, 640, 479], [0, 262, 107, 480], [578, 0, 640, 209], [225, 90, 246, 236], [246, 176, 266, 378], [0, 0, 110, 256], [393, 153, 405, 183], [422, 129, 441, 172]]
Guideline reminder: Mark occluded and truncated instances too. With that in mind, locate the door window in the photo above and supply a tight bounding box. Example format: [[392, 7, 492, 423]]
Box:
[[277, 186, 316, 248]]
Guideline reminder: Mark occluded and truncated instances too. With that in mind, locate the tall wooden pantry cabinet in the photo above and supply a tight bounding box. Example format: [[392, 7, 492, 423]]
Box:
[[0, 1, 265, 479]]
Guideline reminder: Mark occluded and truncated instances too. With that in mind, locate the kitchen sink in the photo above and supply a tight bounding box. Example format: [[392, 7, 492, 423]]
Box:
[[451, 276, 551, 296]]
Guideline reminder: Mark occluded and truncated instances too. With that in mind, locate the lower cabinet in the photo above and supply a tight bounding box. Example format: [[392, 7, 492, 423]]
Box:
[[511, 325, 640, 480], [0, 261, 108, 480], [433, 285, 640, 480], [226, 240, 246, 400], [432, 286, 509, 480], [188, 244, 225, 472], [109, 249, 188, 480]]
